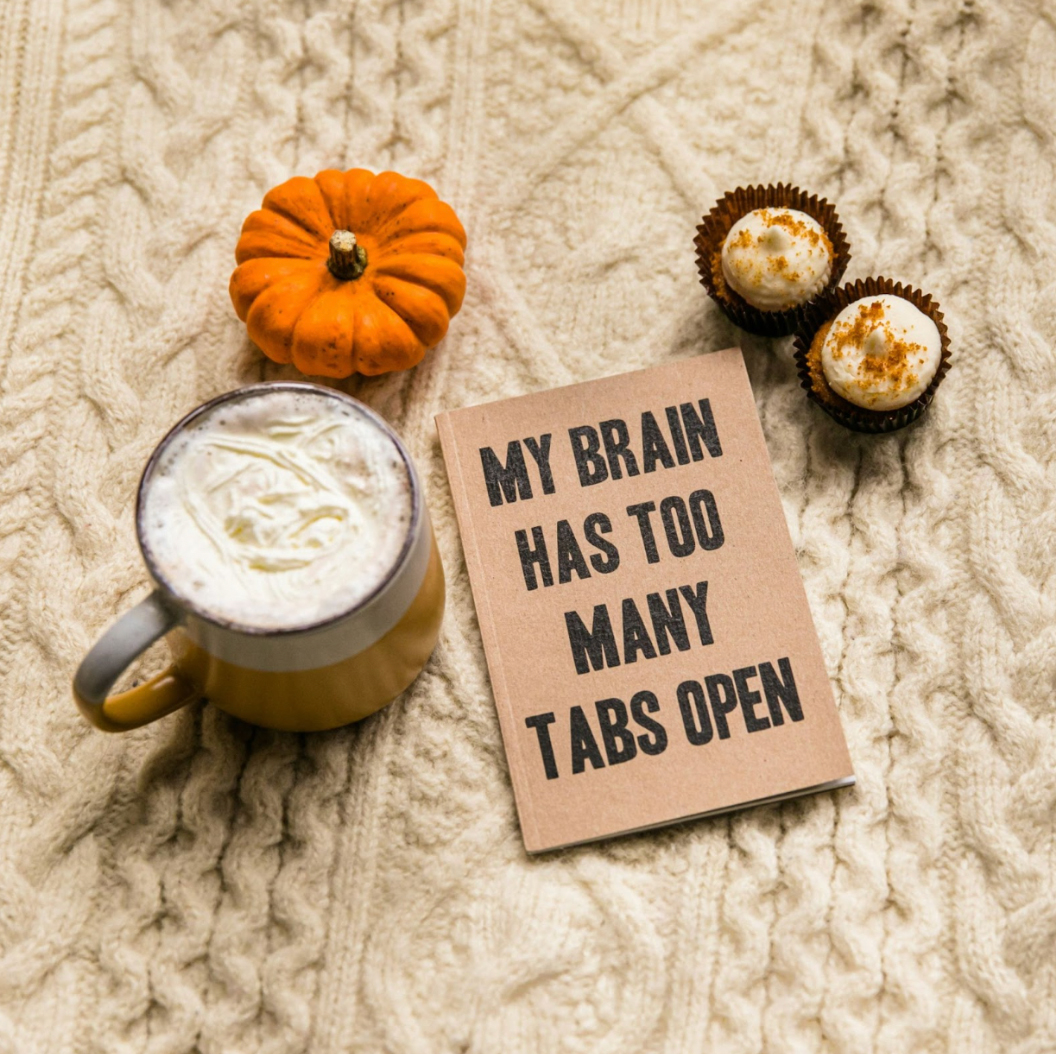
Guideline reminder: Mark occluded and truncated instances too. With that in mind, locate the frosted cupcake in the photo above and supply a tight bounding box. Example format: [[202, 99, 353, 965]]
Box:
[[695, 184, 850, 337], [793, 278, 952, 433]]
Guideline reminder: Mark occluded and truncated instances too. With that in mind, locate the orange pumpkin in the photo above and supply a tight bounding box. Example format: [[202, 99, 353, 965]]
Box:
[[229, 169, 467, 377]]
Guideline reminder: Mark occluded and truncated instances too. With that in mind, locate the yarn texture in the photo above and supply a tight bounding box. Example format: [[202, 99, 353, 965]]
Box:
[[1, 0, 1055, 1051]]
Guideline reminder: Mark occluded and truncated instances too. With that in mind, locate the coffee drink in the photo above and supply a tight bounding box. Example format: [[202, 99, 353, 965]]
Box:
[[139, 387, 413, 630], [74, 382, 445, 732]]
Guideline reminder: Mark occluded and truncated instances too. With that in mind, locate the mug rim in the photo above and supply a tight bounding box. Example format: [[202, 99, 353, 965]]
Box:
[[134, 381, 423, 639]]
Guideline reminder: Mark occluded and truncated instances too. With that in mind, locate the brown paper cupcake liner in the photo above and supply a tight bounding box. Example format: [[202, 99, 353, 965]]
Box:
[[791, 276, 952, 434], [694, 184, 851, 338]]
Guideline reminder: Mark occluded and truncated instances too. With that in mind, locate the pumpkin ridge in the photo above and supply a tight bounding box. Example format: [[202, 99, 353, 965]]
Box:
[[372, 256, 466, 314], [371, 214, 466, 247], [357, 172, 438, 231], [261, 175, 335, 241], [245, 272, 327, 364], [245, 267, 326, 311], [236, 210, 327, 263], [339, 184, 416, 237], [367, 196, 464, 245], [372, 274, 450, 346], [290, 286, 355, 378], [230, 258, 319, 320], [315, 168, 373, 231], [372, 232, 466, 266], [263, 202, 331, 239], [356, 300, 425, 374]]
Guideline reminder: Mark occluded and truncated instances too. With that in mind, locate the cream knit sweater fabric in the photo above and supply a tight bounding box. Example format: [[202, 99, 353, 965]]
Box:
[[2, 0, 1055, 1050]]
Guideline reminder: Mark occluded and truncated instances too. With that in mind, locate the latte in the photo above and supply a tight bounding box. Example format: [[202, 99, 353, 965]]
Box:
[[139, 387, 413, 630]]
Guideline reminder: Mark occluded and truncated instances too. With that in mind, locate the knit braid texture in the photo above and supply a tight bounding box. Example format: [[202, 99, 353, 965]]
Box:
[[1, 0, 1054, 1050]]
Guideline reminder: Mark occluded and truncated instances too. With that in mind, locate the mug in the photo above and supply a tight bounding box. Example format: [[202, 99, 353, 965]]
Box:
[[73, 383, 445, 732]]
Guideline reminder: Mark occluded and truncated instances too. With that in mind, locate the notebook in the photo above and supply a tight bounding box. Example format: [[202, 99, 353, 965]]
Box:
[[436, 348, 854, 852]]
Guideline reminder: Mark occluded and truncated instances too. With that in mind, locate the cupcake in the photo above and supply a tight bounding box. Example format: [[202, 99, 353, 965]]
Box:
[[793, 277, 952, 433], [695, 184, 850, 337]]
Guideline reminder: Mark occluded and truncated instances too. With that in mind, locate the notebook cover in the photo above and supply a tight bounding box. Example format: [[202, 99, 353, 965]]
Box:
[[436, 348, 854, 852]]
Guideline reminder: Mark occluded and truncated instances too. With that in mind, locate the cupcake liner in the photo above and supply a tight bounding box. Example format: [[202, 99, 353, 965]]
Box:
[[694, 184, 851, 338], [791, 276, 952, 434]]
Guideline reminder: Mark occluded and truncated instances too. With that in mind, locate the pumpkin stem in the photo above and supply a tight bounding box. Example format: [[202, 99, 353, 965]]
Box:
[[328, 230, 368, 280]]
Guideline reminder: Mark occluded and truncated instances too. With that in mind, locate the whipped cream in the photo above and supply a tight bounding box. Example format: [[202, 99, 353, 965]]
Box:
[[820, 294, 942, 411], [140, 388, 413, 630], [721, 208, 833, 312]]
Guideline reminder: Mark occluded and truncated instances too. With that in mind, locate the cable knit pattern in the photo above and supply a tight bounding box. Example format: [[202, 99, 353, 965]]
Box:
[[1, 0, 1054, 1050]]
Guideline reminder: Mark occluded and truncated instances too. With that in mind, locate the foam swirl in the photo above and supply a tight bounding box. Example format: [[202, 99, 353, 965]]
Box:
[[141, 390, 412, 630]]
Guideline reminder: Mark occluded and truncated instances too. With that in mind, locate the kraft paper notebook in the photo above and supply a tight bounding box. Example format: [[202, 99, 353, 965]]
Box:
[[436, 348, 854, 853]]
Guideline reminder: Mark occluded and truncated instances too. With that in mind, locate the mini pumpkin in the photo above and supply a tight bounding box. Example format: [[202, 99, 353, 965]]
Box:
[[230, 169, 467, 377]]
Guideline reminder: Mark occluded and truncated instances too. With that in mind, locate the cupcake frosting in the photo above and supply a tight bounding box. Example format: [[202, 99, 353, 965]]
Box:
[[820, 294, 942, 411], [721, 208, 833, 312]]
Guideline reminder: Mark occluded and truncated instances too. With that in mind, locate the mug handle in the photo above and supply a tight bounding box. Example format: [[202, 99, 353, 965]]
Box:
[[73, 591, 200, 732]]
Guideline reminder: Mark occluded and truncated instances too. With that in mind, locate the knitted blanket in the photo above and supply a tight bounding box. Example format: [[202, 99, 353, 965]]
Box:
[[2, 0, 1053, 1050]]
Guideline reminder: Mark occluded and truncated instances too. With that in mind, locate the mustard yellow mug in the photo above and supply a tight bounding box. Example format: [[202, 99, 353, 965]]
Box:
[[73, 383, 445, 732]]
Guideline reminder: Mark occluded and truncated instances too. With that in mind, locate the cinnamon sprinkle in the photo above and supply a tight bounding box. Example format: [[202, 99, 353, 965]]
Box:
[[759, 207, 826, 246], [828, 300, 923, 397], [731, 228, 753, 250]]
